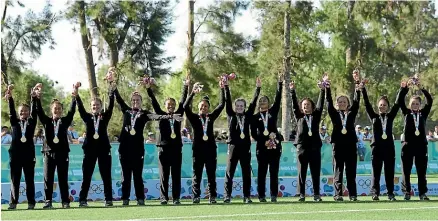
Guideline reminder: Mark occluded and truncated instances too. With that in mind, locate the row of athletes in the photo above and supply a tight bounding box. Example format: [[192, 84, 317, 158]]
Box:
[[5, 69, 433, 210]]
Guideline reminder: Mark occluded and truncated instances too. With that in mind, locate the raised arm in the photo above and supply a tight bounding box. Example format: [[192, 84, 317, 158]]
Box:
[[325, 87, 337, 117], [350, 89, 361, 115], [104, 90, 115, 120], [35, 98, 51, 124], [177, 84, 189, 113], [64, 96, 77, 126], [250, 116, 259, 141], [421, 88, 433, 118], [388, 88, 401, 119], [75, 95, 90, 122], [315, 88, 325, 117], [290, 88, 303, 120], [183, 92, 197, 122], [8, 97, 18, 125], [146, 88, 165, 114], [247, 86, 261, 116], [270, 81, 283, 114], [114, 88, 131, 112], [224, 85, 235, 116], [362, 87, 378, 120], [210, 87, 225, 121], [398, 86, 409, 115]]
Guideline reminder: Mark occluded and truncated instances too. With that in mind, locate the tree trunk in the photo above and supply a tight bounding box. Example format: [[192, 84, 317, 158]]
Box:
[[281, 0, 292, 141], [78, 1, 98, 98], [183, 0, 195, 130], [110, 46, 119, 67], [345, 1, 356, 93]]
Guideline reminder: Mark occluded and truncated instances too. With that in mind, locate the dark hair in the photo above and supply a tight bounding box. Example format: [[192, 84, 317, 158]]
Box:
[[258, 95, 270, 103], [335, 95, 351, 109], [2, 126, 8, 130], [164, 97, 176, 104], [131, 91, 143, 101], [50, 99, 63, 108], [234, 98, 246, 108], [300, 97, 315, 112], [199, 95, 210, 106], [91, 97, 102, 105], [429, 129, 433, 133]]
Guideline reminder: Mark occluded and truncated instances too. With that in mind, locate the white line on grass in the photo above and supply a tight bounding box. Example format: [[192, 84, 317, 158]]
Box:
[[145, 206, 438, 220]]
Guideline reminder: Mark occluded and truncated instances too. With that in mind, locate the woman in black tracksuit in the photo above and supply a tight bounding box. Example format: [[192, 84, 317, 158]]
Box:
[[326, 81, 360, 201], [250, 77, 283, 203], [398, 80, 433, 201], [36, 87, 77, 209], [76, 88, 115, 207], [183, 81, 225, 204], [114, 88, 179, 206], [223, 78, 261, 204], [6, 88, 37, 210], [290, 81, 325, 202], [146, 79, 189, 205], [362, 86, 400, 201]]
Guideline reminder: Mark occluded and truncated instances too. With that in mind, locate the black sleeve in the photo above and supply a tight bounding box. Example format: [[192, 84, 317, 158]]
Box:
[[224, 86, 235, 116], [315, 88, 325, 117], [421, 88, 433, 118], [270, 81, 283, 114], [350, 89, 361, 115], [290, 89, 303, 120], [388, 88, 401, 119], [183, 92, 197, 122], [8, 97, 18, 125], [36, 98, 51, 125], [177, 85, 189, 113], [76, 95, 90, 122], [64, 96, 77, 127], [104, 91, 115, 121], [398, 87, 409, 115], [147, 88, 166, 115], [362, 87, 378, 120], [210, 88, 225, 121], [30, 96, 37, 120], [114, 88, 131, 112], [247, 86, 261, 116], [326, 87, 337, 119]]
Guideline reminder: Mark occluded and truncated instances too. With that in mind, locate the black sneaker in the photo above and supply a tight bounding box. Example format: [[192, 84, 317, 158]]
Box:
[[173, 199, 181, 205], [137, 199, 145, 206], [8, 203, 17, 210], [334, 196, 343, 201], [388, 194, 396, 201], [62, 202, 70, 208], [122, 200, 129, 206], [271, 196, 277, 203], [349, 196, 358, 201], [298, 194, 305, 202], [372, 195, 379, 201], [160, 199, 168, 205], [259, 197, 267, 203], [209, 197, 217, 204], [28, 203, 35, 210], [193, 197, 200, 204], [314, 195, 322, 202], [105, 201, 113, 207], [404, 193, 411, 200], [43, 202, 53, 209], [419, 194, 430, 201], [243, 197, 252, 204], [79, 201, 88, 207], [223, 196, 231, 203]]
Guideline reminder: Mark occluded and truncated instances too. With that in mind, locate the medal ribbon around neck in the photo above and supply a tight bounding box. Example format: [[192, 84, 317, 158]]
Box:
[[237, 115, 245, 138], [53, 119, 61, 142], [380, 115, 388, 139], [339, 111, 349, 133], [169, 118, 176, 138], [130, 110, 141, 131], [260, 111, 269, 135], [411, 112, 421, 136], [304, 115, 312, 136], [19, 120, 28, 142], [93, 114, 101, 139], [200, 114, 209, 139]]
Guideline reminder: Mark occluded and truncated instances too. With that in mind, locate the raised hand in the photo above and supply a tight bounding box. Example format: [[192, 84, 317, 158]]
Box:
[[192, 82, 203, 94], [353, 69, 360, 83], [318, 72, 330, 89], [278, 72, 285, 83], [289, 81, 295, 90], [32, 83, 42, 98], [105, 67, 116, 82], [72, 82, 81, 96], [184, 75, 191, 86], [4, 84, 14, 99], [256, 77, 261, 88]]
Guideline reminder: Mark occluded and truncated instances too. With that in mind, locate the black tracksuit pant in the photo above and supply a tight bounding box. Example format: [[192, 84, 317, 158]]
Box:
[[256, 149, 281, 198], [370, 146, 395, 196], [332, 143, 357, 197], [296, 145, 321, 196], [158, 146, 182, 201], [43, 152, 70, 203], [192, 148, 217, 198], [224, 144, 252, 198], [120, 154, 145, 200], [401, 142, 428, 195], [9, 155, 36, 205], [79, 150, 113, 202]]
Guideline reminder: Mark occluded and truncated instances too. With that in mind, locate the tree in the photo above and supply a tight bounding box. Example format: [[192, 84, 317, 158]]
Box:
[[1, 0, 57, 85], [281, 0, 292, 141]]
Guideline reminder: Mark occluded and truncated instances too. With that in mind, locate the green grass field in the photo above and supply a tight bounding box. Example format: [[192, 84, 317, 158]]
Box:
[[2, 197, 438, 220]]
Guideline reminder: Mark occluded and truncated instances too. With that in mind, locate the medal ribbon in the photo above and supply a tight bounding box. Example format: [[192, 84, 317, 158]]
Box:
[[304, 115, 312, 133], [199, 114, 209, 137], [19, 120, 28, 138], [130, 110, 140, 131], [93, 114, 101, 134], [260, 111, 269, 132], [169, 118, 175, 134], [53, 119, 60, 138], [411, 112, 420, 131], [380, 115, 387, 134], [339, 111, 349, 130], [237, 115, 245, 134]]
